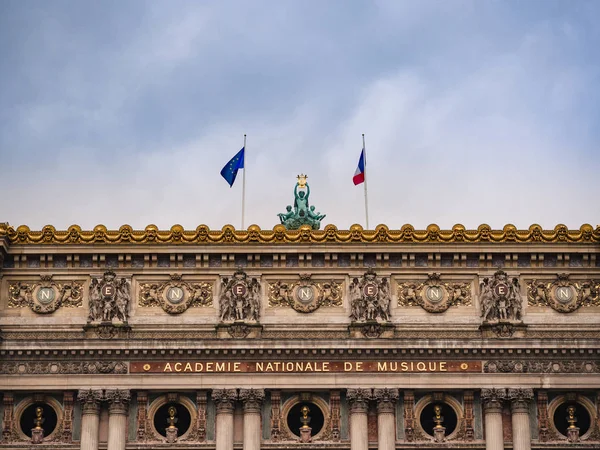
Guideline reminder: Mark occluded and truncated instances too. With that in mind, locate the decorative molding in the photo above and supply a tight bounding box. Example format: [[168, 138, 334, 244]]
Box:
[[268, 273, 342, 313], [105, 389, 131, 414], [8, 276, 83, 313], [397, 273, 471, 313], [527, 274, 600, 312], [2, 393, 16, 442], [329, 390, 341, 441], [462, 391, 474, 441], [139, 274, 212, 314], [1, 361, 128, 375], [347, 388, 372, 413], [484, 360, 599, 374], [3, 223, 598, 245], [136, 391, 151, 442], [239, 389, 265, 413], [212, 389, 237, 414], [270, 390, 282, 441]]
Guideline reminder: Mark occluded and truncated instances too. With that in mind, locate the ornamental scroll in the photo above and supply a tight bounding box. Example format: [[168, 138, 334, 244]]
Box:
[[527, 273, 599, 313], [268, 274, 342, 313], [8, 275, 83, 313], [397, 273, 471, 313], [139, 274, 212, 314]]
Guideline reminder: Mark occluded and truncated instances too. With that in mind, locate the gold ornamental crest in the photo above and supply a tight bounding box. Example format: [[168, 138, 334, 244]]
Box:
[[268, 274, 342, 313]]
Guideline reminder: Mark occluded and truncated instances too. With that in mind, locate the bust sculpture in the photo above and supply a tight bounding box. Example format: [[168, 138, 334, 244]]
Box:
[[277, 175, 326, 230]]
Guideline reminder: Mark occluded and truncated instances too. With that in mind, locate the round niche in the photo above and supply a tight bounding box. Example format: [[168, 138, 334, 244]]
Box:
[[553, 402, 591, 437], [153, 403, 192, 438], [19, 403, 58, 439], [286, 402, 325, 437], [419, 402, 458, 437], [281, 395, 330, 441]]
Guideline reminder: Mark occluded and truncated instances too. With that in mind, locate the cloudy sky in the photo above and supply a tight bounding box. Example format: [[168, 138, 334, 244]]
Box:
[[1, 0, 598, 231]]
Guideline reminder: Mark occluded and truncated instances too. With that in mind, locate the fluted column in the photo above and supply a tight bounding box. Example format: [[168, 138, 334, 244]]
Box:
[[105, 389, 131, 450], [240, 389, 265, 450], [347, 389, 371, 450], [374, 388, 398, 450], [213, 389, 237, 450], [77, 389, 103, 450], [508, 389, 533, 450], [481, 389, 506, 450]]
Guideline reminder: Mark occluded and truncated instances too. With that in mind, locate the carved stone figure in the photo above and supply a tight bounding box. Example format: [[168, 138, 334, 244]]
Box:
[[480, 270, 522, 323], [219, 269, 260, 322], [277, 175, 326, 230], [349, 270, 390, 322], [87, 270, 130, 324]]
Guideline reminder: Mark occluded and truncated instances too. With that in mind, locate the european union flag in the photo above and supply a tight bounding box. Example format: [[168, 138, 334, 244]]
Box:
[[220, 147, 245, 187]]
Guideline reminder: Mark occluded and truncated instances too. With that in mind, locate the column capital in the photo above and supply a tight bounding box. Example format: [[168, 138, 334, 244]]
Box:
[[240, 389, 265, 413], [347, 388, 372, 413], [481, 388, 507, 413], [374, 388, 398, 413], [213, 389, 238, 414], [508, 388, 534, 413], [105, 389, 131, 415], [77, 389, 103, 415]]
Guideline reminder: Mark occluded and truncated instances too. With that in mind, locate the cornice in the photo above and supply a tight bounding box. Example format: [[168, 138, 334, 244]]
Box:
[[1, 223, 598, 246]]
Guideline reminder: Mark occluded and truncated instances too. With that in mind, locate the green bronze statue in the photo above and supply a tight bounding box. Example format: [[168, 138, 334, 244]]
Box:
[[277, 175, 326, 230]]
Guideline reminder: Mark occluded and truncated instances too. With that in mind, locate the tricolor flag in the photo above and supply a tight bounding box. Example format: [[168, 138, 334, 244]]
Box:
[[220, 147, 245, 187], [353, 148, 366, 185]]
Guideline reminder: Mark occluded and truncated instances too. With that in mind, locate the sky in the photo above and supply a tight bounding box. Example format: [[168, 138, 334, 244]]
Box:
[[0, 0, 599, 231]]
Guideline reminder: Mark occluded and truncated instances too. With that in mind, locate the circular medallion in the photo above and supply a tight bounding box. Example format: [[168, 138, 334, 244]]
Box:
[[295, 286, 315, 304], [232, 282, 247, 297], [101, 284, 116, 298], [166, 286, 185, 304], [36, 287, 55, 304], [554, 286, 574, 304], [363, 282, 379, 298], [425, 286, 444, 303], [493, 283, 509, 298]]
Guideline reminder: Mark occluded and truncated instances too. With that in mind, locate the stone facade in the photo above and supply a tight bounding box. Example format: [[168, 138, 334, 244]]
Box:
[[0, 222, 599, 449]]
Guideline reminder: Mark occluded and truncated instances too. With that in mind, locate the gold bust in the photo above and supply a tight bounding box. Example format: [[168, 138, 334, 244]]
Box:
[[567, 405, 577, 429], [33, 406, 44, 429], [167, 405, 178, 429]]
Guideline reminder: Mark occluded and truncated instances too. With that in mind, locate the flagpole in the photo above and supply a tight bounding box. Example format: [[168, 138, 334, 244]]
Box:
[[362, 134, 370, 229], [242, 134, 246, 230]]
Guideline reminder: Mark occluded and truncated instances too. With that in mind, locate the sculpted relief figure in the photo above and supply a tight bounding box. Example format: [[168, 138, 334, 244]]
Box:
[[219, 270, 260, 322], [480, 270, 522, 323], [87, 270, 130, 324], [349, 270, 391, 322]]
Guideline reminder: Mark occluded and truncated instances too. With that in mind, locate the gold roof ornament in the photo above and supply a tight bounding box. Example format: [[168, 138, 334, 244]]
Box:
[[0, 222, 598, 245]]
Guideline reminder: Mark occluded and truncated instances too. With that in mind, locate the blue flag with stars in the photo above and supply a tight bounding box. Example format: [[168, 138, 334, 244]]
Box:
[[220, 147, 245, 187]]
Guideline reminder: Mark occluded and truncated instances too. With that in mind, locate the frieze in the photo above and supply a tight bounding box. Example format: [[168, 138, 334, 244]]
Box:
[[8, 275, 83, 313], [527, 274, 600, 312], [268, 273, 342, 313], [3, 223, 597, 245], [484, 360, 600, 374], [0, 361, 128, 374], [397, 273, 471, 313], [139, 274, 212, 314]]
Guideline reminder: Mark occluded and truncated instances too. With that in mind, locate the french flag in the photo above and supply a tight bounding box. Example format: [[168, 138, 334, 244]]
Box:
[[352, 148, 366, 185]]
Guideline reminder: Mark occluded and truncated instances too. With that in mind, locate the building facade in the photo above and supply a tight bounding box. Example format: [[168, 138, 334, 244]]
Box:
[[0, 222, 599, 450]]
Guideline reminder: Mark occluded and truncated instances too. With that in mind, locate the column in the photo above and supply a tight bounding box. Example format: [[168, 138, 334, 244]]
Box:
[[508, 389, 533, 450], [481, 388, 506, 450], [213, 389, 238, 450], [77, 389, 103, 450], [347, 388, 371, 450], [105, 389, 131, 450], [374, 388, 398, 450], [240, 389, 265, 450]]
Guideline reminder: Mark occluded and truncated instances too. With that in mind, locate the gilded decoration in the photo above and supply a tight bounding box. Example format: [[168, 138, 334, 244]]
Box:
[[397, 273, 471, 313], [139, 274, 213, 314], [8, 275, 83, 313], [1, 222, 598, 245], [268, 274, 342, 313], [527, 273, 600, 313]]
